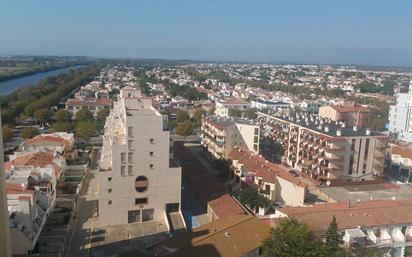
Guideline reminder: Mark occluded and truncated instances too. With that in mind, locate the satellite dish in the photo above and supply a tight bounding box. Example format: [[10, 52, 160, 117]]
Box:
[[326, 180, 331, 186]]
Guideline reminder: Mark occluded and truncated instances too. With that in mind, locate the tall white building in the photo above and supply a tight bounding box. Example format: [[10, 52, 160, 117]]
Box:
[[389, 81, 412, 143], [99, 86, 182, 227]]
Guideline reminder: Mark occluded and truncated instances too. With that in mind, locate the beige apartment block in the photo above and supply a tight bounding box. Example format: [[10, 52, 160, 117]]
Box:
[[99, 86, 182, 227], [259, 112, 387, 185], [201, 116, 260, 159]]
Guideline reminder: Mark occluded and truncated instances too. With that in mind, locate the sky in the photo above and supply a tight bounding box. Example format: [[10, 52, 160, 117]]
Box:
[[0, 0, 412, 66]]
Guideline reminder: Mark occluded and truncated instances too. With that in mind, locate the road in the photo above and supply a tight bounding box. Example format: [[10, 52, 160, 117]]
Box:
[[66, 149, 100, 257]]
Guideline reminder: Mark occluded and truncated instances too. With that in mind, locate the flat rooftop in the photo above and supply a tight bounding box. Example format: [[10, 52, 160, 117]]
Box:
[[262, 112, 384, 137]]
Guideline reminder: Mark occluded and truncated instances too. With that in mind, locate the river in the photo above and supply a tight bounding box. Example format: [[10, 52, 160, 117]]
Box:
[[0, 65, 84, 95]]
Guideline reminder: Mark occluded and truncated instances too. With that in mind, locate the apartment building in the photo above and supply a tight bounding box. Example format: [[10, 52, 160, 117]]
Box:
[[228, 147, 307, 207], [0, 115, 12, 257], [201, 116, 260, 159], [214, 98, 251, 117], [22, 132, 75, 157], [99, 86, 182, 227], [319, 103, 371, 128], [259, 112, 388, 185], [388, 145, 412, 183], [389, 81, 412, 143], [65, 97, 112, 119], [276, 200, 412, 257]]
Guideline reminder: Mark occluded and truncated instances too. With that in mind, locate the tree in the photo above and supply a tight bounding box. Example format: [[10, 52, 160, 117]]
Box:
[[75, 121, 97, 141], [175, 120, 193, 136], [21, 126, 39, 139], [244, 108, 257, 120], [34, 108, 51, 125], [262, 218, 322, 257], [261, 137, 284, 164], [54, 109, 70, 123], [176, 110, 190, 123], [2, 126, 13, 142], [213, 158, 231, 181], [323, 216, 348, 257], [239, 187, 259, 209], [96, 108, 110, 123], [75, 108, 94, 121], [193, 108, 206, 127], [52, 122, 73, 133], [228, 108, 242, 117]]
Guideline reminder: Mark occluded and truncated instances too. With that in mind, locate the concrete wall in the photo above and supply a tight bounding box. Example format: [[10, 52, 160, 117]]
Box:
[[275, 177, 306, 206]]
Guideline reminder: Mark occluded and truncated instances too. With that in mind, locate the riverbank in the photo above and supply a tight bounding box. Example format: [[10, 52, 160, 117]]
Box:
[[0, 63, 90, 82], [0, 64, 102, 125], [0, 65, 86, 95]]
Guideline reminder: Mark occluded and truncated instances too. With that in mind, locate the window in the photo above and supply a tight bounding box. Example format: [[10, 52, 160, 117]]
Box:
[[351, 139, 356, 151], [121, 166, 126, 176], [142, 209, 154, 222], [128, 140, 134, 151], [108, 200, 112, 205], [150, 164, 154, 169], [128, 126, 134, 138], [108, 177, 112, 182], [121, 153, 126, 163], [128, 165, 134, 176], [364, 139, 370, 160], [150, 151, 154, 157], [128, 152, 134, 163], [150, 138, 154, 144], [108, 189, 112, 193], [135, 198, 148, 205], [135, 176, 149, 192], [254, 127, 259, 135], [348, 155, 354, 175], [128, 210, 140, 223]]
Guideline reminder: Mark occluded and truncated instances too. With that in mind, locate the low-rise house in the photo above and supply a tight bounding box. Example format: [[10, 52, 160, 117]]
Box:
[[276, 200, 412, 257], [201, 116, 260, 159], [4, 150, 64, 256], [215, 98, 251, 117], [22, 132, 75, 159], [229, 147, 307, 207], [388, 145, 412, 183], [65, 98, 112, 119], [170, 96, 191, 109], [153, 215, 270, 257], [319, 103, 371, 128]]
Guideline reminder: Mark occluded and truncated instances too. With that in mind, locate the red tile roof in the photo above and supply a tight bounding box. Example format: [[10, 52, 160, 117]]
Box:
[[329, 104, 370, 113], [280, 200, 412, 232], [6, 183, 34, 195], [5, 152, 62, 176], [208, 194, 246, 219], [392, 145, 412, 160], [228, 147, 306, 187]]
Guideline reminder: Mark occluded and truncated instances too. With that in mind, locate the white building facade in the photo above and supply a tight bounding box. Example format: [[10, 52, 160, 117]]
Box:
[[99, 87, 182, 226], [389, 81, 412, 143]]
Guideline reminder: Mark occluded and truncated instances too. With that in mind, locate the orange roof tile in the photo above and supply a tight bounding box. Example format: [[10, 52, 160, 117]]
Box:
[[392, 145, 412, 160], [280, 200, 412, 232]]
